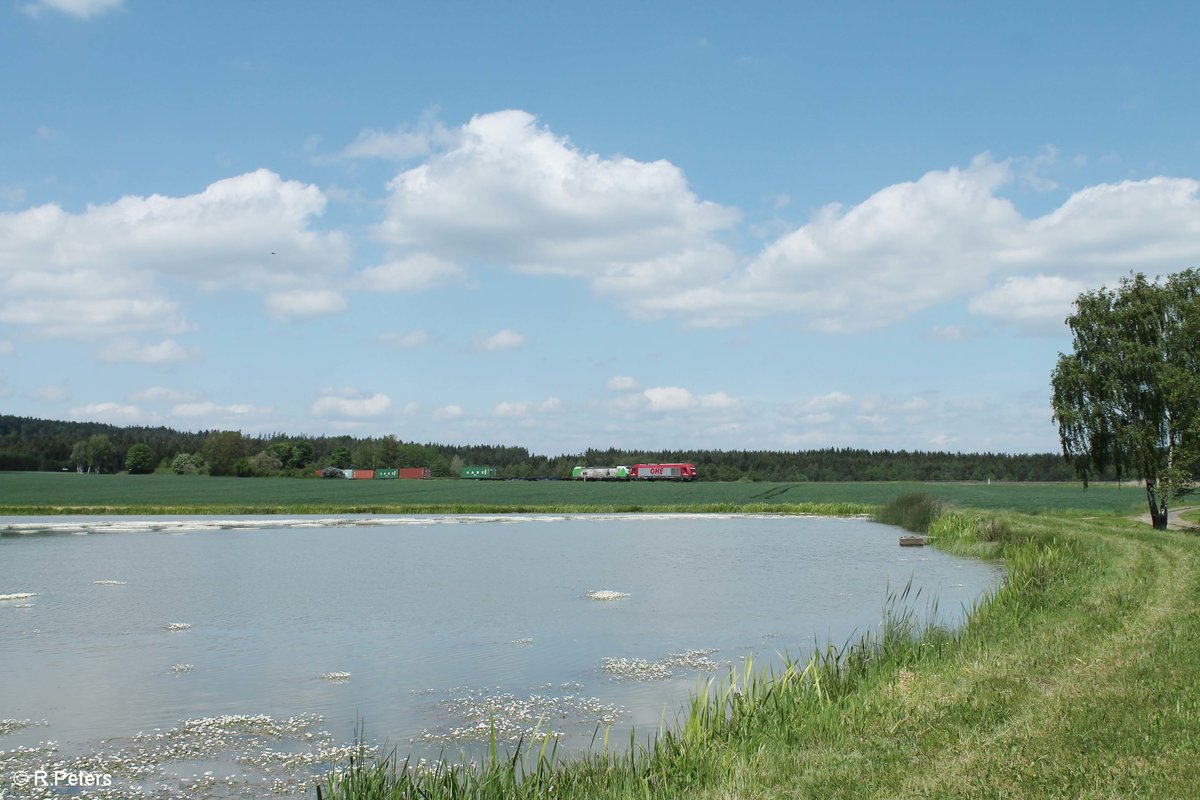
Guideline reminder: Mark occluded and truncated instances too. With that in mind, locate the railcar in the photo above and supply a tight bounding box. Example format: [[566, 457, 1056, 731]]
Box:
[[571, 465, 631, 480], [631, 463, 697, 481]]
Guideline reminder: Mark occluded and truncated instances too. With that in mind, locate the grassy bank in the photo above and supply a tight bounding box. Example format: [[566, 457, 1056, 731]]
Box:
[[0, 471, 1149, 516], [318, 507, 1200, 799]]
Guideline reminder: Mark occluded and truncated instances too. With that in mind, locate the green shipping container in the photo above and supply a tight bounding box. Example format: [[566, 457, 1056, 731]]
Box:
[[460, 466, 496, 479], [375, 468, 399, 479]]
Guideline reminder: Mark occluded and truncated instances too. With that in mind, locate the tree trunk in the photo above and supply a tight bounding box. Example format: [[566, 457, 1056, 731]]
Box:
[[1146, 480, 1169, 530]]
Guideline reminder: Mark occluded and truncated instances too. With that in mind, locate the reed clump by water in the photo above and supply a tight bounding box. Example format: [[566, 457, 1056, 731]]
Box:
[[872, 491, 947, 532]]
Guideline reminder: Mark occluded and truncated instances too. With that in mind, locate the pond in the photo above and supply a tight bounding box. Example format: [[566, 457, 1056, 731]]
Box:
[[0, 514, 1001, 798]]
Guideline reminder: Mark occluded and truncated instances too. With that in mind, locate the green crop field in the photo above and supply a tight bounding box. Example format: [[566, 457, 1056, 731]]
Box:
[[0, 471, 1149, 516]]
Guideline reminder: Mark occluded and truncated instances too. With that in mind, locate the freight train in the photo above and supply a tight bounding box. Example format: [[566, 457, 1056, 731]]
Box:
[[315, 467, 430, 479], [571, 463, 697, 481]]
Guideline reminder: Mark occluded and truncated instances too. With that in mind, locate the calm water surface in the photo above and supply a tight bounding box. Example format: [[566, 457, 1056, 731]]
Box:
[[0, 514, 1001, 797]]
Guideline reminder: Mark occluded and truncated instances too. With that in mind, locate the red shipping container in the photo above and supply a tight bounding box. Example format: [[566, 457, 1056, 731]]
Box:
[[397, 467, 431, 480], [354, 469, 375, 480]]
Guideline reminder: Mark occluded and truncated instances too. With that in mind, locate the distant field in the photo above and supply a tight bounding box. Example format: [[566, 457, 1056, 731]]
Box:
[[0, 471, 1148, 515]]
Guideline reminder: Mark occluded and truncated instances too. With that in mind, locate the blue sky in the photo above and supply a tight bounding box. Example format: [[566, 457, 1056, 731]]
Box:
[[3, 1, 1199, 456]]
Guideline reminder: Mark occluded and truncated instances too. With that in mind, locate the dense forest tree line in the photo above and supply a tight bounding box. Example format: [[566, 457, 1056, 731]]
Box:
[[0, 414, 1084, 482]]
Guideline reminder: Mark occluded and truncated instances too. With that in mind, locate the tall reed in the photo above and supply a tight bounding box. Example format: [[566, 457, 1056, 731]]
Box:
[[873, 492, 947, 532]]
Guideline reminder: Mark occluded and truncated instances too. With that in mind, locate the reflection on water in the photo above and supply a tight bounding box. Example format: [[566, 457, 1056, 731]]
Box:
[[0, 514, 1001, 797]]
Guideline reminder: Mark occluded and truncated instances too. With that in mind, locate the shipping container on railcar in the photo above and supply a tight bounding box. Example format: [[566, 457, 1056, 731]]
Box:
[[397, 467, 432, 479], [571, 466, 631, 480], [460, 466, 497, 479], [631, 463, 697, 481], [375, 468, 399, 479]]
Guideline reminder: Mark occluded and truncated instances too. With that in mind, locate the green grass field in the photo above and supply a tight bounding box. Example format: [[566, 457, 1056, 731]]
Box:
[[0, 471, 1150, 516]]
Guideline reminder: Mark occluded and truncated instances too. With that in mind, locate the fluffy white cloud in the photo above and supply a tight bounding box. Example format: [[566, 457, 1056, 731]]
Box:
[[310, 389, 392, 418], [369, 118, 1200, 333], [432, 404, 463, 421], [376, 110, 738, 313], [98, 338, 198, 364], [0, 169, 349, 340], [492, 398, 556, 422], [495, 401, 530, 418], [662, 156, 1020, 330], [792, 391, 855, 414], [129, 386, 195, 404], [265, 289, 348, 319], [378, 330, 430, 349], [967, 275, 1087, 333], [22, 0, 121, 18], [474, 329, 526, 352], [355, 254, 464, 292], [337, 116, 455, 160], [643, 386, 739, 413], [0, 296, 189, 339], [70, 402, 141, 422], [171, 401, 261, 418], [683, 163, 1200, 332], [607, 375, 639, 391]]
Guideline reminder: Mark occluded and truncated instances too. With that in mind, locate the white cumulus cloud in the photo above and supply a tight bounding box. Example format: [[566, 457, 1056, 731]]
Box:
[[474, 329, 526, 352], [22, 0, 122, 18], [98, 338, 198, 364], [355, 253, 464, 292], [70, 402, 141, 422], [644, 386, 739, 413], [367, 122, 1200, 334], [495, 401, 531, 418], [337, 115, 455, 160], [376, 110, 738, 315], [129, 386, 195, 404], [265, 289, 348, 319], [0, 169, 349, 340], [171, 401, 260, 418], [310, 389, 392, 418], [607, 375, 639, 391], [432, 404, 463, 421], [379, 330, 430, 349], [967, 275, 1088, 333], [675, 162, 1200, 332]]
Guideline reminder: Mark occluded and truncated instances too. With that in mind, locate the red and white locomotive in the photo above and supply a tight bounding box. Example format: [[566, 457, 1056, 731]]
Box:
[[631, 463, 697, 481]]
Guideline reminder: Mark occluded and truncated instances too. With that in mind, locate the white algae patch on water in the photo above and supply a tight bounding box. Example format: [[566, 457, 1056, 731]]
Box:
[[0, 592, 37, 601], [94, 579, 128, 585], [602, 648, 723, 681], [0, 719, 47, 736], [321, 671, 351, 683], [170, 664, 195, 674], [585, 590, 630, 601], [600, 657, 672, 680], [508, 637, 534, 645], [164, 622, 192, 631], [0, 713, 362, 799], [417, 687, 623, 745]]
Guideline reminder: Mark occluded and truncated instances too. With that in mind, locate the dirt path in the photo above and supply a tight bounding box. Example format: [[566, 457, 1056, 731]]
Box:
[[1137, 504, 1200, 530]]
